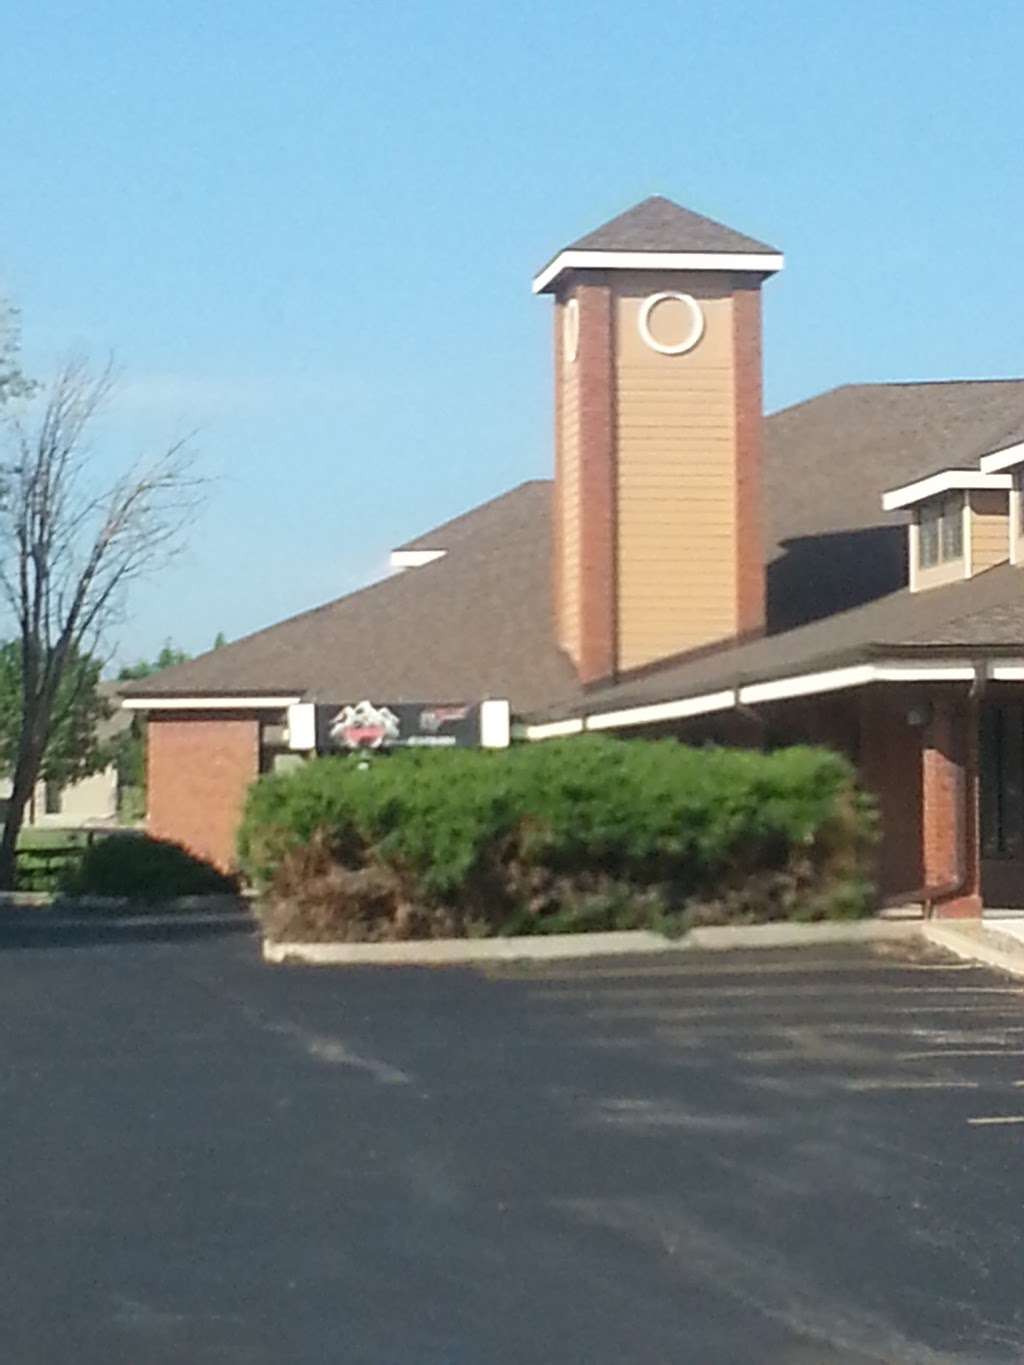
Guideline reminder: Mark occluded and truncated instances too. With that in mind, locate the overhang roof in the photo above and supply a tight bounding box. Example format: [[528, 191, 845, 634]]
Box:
[[881, 468, 1011, 511], [530, 560, 1024, 726], [532, 196, 783, 293]]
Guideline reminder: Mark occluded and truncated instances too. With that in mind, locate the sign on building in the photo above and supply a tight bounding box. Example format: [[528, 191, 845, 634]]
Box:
[[286, 699, 510, 753]]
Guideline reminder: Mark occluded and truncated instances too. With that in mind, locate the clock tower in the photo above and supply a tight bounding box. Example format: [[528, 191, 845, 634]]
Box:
[[533, 196, 783, 684]]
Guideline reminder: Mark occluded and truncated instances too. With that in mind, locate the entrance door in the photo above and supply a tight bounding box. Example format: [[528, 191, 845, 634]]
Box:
[[980, 703, 1024, 908]]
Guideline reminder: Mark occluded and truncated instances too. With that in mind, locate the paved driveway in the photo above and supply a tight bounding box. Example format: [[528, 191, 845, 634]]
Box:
[[2, 919, 1024, 1363]]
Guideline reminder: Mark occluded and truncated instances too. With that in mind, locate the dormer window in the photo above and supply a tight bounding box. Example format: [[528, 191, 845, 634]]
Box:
[[919, 495, 963, 568], [883, 469, 1011, 592]]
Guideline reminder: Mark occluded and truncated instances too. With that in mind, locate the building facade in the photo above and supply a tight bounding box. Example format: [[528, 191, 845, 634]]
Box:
[[122, 196, 1024, 916]]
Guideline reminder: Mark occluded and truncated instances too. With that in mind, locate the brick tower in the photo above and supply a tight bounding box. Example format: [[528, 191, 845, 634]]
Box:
[[534, 195, 783, 684]]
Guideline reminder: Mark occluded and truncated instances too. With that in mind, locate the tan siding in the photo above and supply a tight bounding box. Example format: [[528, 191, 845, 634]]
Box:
[[969, 489, 1009, 574], [558, 305, 582, 663], [613, 274, 738, 669]]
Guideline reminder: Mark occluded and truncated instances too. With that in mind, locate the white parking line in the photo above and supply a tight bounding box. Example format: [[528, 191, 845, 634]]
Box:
[[845, 1079, 981, 1092], [967, 1115, 1024, 1126], [901, 1049, 1024, 1059]]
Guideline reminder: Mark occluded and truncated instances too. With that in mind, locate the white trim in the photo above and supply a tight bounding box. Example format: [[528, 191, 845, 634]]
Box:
[[519, 717, 585, 740], [882, 470, 1011, 512], [563, 297, 579, 363], [121, 695, 301, 711], [962, 491, 972, 580], [480, 699, 511, 749], [908, 518, 919, 592], [527, 658, 1024, 741], [286, 702, 317, 751], [737, 665, 876, 706], [532, 249, 785, 294], [637, 291, 705, 356], [586, 689, 735, 732], [980, 441, 1024, 474], [1012, 483, 1022, 566], [389, 548, 446, 570]]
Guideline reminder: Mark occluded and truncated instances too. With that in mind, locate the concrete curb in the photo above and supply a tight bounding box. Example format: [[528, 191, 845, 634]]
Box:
[[921, 923, 1024, 980], [263, 918, 923, 967]]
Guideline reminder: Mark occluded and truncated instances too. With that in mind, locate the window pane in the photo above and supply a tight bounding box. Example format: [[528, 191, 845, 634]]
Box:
[[942, 495, 963, 560], [919, 507, 940, 568]]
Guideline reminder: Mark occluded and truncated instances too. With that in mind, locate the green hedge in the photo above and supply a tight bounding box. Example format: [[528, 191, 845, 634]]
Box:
[[61, 832, 239, 901], [238, 738, 878, 941]]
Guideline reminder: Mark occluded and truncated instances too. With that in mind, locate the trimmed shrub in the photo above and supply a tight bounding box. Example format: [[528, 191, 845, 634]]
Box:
[[238, 738, 878, 941], [61, 833, 239, 901]]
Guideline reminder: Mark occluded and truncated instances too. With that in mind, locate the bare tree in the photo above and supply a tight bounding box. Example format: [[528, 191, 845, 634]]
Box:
[[0, 299, 36, 407], [0, 358, 203, 887]]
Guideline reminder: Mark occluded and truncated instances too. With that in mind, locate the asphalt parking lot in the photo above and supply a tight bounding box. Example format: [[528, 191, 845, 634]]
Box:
[[2, 919, 1024, 1363]]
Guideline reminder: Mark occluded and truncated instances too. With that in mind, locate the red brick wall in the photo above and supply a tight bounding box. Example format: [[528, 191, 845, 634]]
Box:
[[921, 698, 981, 917], [147, 716, 260, 872], [551, 290, 564, 642], [859, 691, 924, 903], [861, 690, 980, 916], [733, 283, 766, 637]]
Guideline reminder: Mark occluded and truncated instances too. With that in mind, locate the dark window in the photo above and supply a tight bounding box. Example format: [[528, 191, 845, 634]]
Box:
[[981, 704, 1024, 858], [43, 781, 61, 815]]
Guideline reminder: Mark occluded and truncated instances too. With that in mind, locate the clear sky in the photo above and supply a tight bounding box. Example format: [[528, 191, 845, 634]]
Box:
[[3, 0, 1022, 668]]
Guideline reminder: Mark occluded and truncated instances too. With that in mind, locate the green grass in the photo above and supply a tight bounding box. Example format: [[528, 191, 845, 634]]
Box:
[[17, 828, 92, 851], [14, 828, 118, 892]]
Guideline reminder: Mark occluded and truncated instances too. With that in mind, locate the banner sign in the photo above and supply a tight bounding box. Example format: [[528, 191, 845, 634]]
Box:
[[314, 700, 483, 752]]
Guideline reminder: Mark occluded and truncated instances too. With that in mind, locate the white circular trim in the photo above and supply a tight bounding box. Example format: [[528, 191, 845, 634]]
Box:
[[563, 297, 580, 364], [637, 291, 705, 356]]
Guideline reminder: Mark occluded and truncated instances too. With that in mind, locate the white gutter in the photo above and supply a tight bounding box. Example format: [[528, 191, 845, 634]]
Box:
[[979, 442, 1024, 475], [532, 249, 784, 294], [881, 470, 1011, 511], [520, 659, 1024, 740], [122, 695, 301, 711], [515, 717, 585, 741], [585, 689, 735, 731]]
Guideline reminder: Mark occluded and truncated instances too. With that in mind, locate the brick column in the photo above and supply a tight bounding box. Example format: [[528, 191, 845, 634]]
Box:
[[147, 715, 261, 872], [733, 282, 765, 637], [923, 697, 982, 918], [551, 294, 564, 634], [576, 282, 616, 685]]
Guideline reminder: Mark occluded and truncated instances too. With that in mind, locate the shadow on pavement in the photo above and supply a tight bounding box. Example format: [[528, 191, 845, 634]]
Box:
[[0, 911, 256, 951]]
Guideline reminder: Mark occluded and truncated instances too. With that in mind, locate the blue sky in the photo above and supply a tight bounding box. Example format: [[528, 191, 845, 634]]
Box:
[[2, 0, 1022, 667]]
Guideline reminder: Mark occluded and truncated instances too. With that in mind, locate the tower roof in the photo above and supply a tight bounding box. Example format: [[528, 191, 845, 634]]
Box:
[[533, 194, 783, 293]]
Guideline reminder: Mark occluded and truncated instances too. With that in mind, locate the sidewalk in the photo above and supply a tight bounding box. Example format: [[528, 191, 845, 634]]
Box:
[[923, 917, 1024, 980]]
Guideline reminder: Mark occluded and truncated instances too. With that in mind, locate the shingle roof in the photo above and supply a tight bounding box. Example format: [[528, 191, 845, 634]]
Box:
[[533, 561, 1024, 723], [763, 379, 1024, 631], [122, 482, 577, 712], [563, 195, 780, 256], [123, 378, 1024, 718], [394, 482, 548, 553]]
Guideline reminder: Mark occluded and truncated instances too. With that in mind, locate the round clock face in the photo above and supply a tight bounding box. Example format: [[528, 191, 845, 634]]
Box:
[[563, 297, 580, 364], [638, 291, 705, 356]]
